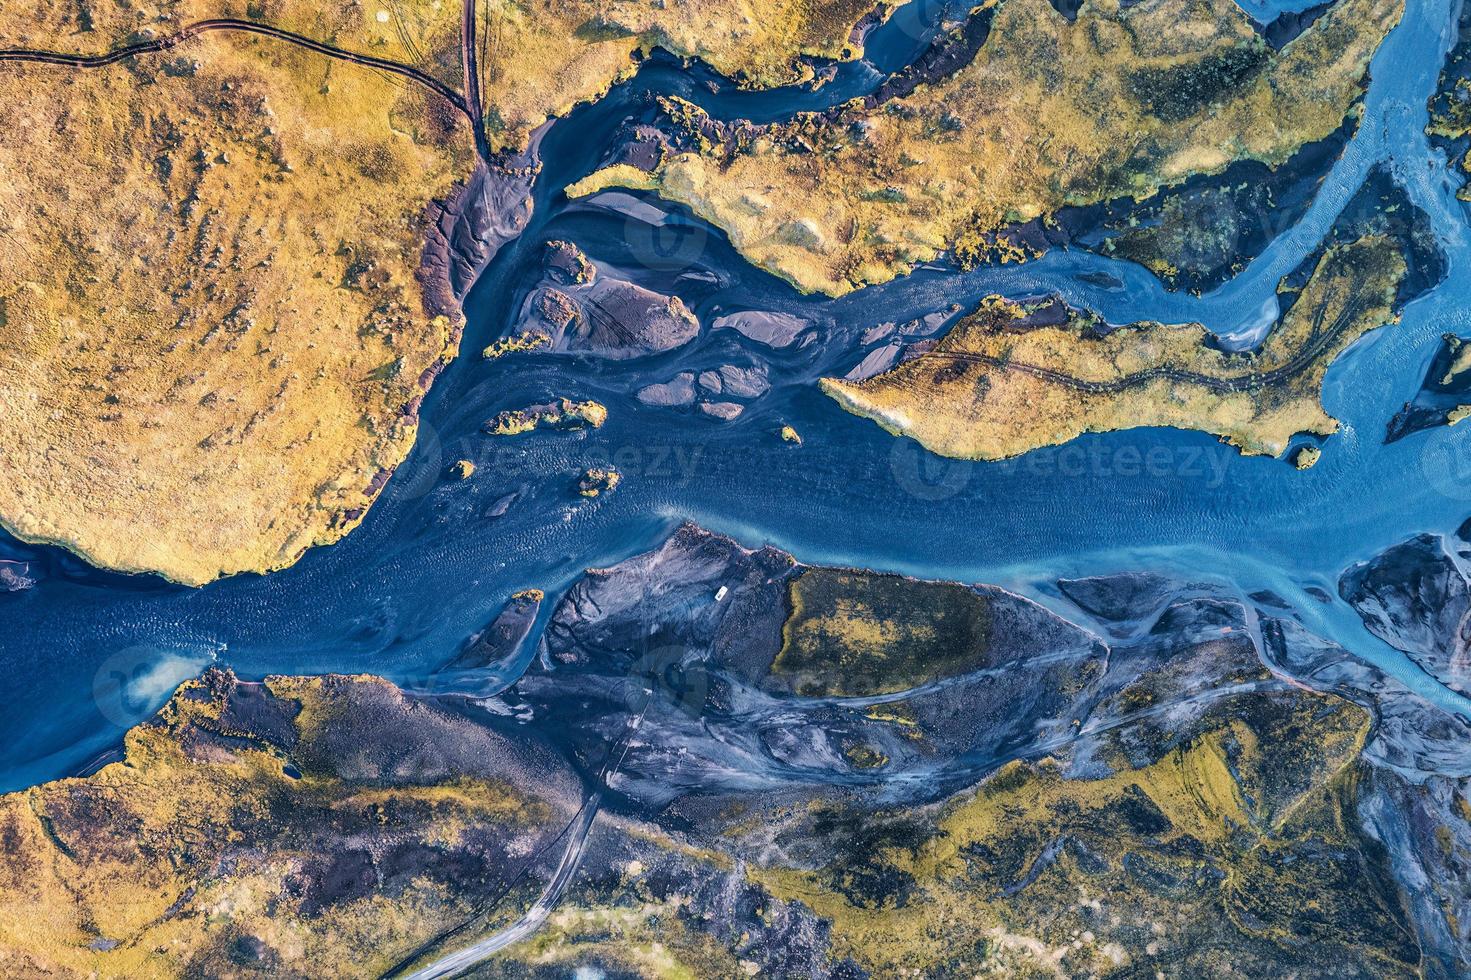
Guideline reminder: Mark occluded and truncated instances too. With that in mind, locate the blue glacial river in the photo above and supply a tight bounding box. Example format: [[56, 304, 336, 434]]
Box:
[[1, 0, 1469, 792]]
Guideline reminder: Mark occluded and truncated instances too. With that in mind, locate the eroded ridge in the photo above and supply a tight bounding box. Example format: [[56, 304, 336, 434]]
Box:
[[0, 1, 467, 87], [571, 0, 1403, 295]]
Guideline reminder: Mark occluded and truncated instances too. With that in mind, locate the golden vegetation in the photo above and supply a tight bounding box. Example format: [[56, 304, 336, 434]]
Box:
[[0, 0, 896, 583], [0, 0, 466, 86], [823, 235, 1405, 459], [483, 398, 608, 435], [0, 670, 568, 978], [744, 692, 1405, 977], [573, 0, 1402, 294], [771, 568, 994, 696], [471, 0, 894, 151], [0, 30, 477, 585], [577, 466, 622, 496], [482, 329, 552, 359]]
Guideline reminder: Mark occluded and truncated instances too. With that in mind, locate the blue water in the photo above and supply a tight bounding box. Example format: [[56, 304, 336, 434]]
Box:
[[1, 0, 1469, 792]]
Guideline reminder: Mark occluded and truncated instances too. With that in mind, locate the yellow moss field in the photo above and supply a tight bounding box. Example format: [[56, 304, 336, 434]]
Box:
[[744, 691, 1376, 977], [0, 33, 478, 584], [770, 567, 995, 696], [822, 235, 1404, 460], [0, 672, 554, 978], [572, 0, 1402, 294], [0, 0, 466, 87]]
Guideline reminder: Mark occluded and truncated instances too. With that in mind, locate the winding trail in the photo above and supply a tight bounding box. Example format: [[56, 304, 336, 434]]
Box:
[[397, 790, 603, 980], [388, 699, 651, 980], [0, 18, 471, 118], [461, 0, 490, 158]]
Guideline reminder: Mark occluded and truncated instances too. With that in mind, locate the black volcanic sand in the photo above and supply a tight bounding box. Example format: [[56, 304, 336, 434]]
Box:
[[1386, 332, 1471, 442], [417, 523, 1471, 975], [509, 240, 701, 359], [21, 522, 1471, 976]]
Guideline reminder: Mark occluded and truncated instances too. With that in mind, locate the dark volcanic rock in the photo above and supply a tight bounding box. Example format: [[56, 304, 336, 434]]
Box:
[[712, 310, 812, 349], [1081, 115, 1358, 294], [1340, 533, 1471, 693], [544, 239, 594, 284], [538, 523, 794, 676], [440, 591, 543, 673], [1260, 614, 1471, 778], [863, 5, 997, 106], [1293, 164, 1448, 311], [422, 149, 540, 309], [516, 526, 1161, 808], [711, 364, 771, 399], [1057, 572, 1177, 632], [1386, 333, 1471, 442], [511, 240, 699, 359], [1358, 767, 1471, 977], [15, 525, 1471, 977], [637, 373, 699, 407]]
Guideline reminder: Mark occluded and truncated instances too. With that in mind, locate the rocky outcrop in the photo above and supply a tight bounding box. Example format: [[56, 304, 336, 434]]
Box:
[[1341, 532, 1471, 693], [0, 669, 582, 978], [422, 149, 541, 308], [503, 240, 700, 360]]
